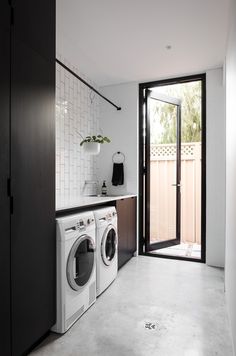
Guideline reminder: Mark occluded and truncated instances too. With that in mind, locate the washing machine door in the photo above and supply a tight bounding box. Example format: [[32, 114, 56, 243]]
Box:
[[67, 235, 95, 291], [101, 225, 117, 266]]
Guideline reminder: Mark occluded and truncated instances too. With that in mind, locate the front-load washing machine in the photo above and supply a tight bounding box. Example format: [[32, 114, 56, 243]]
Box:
[[94, 207, 118, 296], [52, 211, 96, 333]]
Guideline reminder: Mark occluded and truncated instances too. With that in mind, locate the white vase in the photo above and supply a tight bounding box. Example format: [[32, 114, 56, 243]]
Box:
[[83, 142, 101, 155]]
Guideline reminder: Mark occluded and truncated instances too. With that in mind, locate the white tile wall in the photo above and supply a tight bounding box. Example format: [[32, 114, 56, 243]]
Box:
[[56, 54, 100, 208]]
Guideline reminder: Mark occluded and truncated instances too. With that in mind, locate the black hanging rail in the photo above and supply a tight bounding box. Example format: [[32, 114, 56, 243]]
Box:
[[56, 58, 121, 111]]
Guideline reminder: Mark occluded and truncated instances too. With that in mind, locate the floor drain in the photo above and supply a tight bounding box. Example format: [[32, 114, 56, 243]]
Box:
[[144, 322, 158, 330]]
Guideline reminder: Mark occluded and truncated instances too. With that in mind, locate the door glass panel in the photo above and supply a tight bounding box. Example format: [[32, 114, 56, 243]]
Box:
[[149, 99, 177, 244], [68, 237, 95, 288], [104, 228, 116, 262]]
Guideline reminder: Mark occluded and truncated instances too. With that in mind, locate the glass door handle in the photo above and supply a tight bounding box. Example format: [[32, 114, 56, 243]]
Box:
[[171, 183, 182, 187]]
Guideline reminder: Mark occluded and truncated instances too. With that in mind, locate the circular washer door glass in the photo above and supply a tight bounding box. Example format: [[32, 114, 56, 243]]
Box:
[[102, 226, 117, 266], [67, 235, 95, 291]]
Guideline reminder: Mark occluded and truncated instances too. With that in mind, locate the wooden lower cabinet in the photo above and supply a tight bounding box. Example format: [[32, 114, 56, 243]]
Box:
[[116, 197, 137, 269]]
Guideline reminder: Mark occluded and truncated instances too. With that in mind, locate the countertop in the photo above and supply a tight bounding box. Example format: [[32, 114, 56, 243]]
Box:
[[56, 194, 137, 213]]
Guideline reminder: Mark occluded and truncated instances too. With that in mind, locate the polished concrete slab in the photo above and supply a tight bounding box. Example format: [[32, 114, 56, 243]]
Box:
[[30, 257, 234, 356]]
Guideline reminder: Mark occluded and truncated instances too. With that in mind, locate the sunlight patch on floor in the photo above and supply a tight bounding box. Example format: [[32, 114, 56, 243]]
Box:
[[152, 243, 201, 258]]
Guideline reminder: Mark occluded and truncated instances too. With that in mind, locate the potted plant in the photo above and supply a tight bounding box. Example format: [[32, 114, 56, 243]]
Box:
[[80, 135, 111, 155]]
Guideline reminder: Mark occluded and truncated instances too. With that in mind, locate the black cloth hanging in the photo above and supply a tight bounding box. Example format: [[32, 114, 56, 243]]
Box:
[[112, 163, 124, 186]]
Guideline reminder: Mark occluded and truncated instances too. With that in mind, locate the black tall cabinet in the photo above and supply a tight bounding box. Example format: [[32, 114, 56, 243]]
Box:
[[0, 1, 55, 355], [0, 4, 11, 356]]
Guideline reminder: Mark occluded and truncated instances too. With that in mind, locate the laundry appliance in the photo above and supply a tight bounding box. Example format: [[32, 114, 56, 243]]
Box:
[[52, 211, 96, 333], [94, 207, 118, 296]]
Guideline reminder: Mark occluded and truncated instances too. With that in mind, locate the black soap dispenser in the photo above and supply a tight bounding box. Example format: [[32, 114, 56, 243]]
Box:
[[101, 180, 107, 196]]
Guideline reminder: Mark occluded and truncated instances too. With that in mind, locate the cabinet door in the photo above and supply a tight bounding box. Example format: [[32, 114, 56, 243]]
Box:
[[127, 197, 137, 255], [117, 198, 137, 269], [117, 199, 129, 269], [12, 0, 55, 62], [0, 4, 11, 356], [0, 1, 10, 32], [11, 39, 55, 356]]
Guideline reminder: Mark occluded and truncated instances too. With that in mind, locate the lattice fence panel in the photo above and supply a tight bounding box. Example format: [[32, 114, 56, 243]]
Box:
[[151, 142, 200, 161]]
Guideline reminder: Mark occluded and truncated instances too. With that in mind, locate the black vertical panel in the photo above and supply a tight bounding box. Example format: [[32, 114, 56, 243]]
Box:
[[144, 90, 151, 252], [127, 197, 137, 256], [0, 4, 11, 356], [138, 86, 145, 255], [0, 2, 10, 31], [176, 105, 181, 242], [117, 198, 137, 269], [11, 0, 55, 62], [201, 75, 206, 263], [117, 199, 128, 269], [11, 0, 55, 354], [11, 39, 55, 356]]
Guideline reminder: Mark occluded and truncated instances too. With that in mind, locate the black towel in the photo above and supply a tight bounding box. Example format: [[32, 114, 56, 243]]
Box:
[[112, 163, 124, 186]]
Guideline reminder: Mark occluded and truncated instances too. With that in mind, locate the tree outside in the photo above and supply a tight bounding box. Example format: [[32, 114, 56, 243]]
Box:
[[150, 81, 202, 144]]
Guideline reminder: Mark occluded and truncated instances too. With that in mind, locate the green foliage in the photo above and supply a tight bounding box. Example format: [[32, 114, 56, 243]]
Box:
[[80, 134, 111, 146], [150, 81, 201, 144]]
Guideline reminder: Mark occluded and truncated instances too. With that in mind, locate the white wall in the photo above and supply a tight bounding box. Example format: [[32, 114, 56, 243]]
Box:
[[206, 68, 226, 267], [55, 54, 100, 209], [98, 83, 138, 195], [225, 0, 236, 351], [98, 72, 226, 268]]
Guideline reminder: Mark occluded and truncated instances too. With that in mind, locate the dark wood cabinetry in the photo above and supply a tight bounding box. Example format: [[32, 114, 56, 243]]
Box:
[[13, 0, 55, 62], [0, 1, 55, 355], [116, 197, 137, 269], [0, 5, 11, 356], [11, 42, 55, 356]]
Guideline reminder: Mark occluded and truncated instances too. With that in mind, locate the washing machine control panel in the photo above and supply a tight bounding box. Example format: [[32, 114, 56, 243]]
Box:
[[75, 217, 95, 231], [106, 213, 112, 221], [78, 219, 85, 230], [62, 213, 95, 235]]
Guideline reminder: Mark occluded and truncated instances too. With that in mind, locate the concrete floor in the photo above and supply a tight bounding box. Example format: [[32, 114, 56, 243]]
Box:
[[31, 257, 234, 356]]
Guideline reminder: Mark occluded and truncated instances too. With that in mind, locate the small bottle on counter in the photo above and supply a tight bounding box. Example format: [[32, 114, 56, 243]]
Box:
[[101, 180, 107, 196]]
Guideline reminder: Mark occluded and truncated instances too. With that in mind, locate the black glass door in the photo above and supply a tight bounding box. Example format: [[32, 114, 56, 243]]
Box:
[[144, 90, 181, 252], [67, 235, 95, 291]]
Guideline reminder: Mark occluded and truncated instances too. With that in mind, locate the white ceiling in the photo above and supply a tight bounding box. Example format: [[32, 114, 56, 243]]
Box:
[[57, 0, 231, 87]]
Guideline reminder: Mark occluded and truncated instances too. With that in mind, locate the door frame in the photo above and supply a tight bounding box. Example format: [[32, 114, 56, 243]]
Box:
[[138, 73, 206, 263]]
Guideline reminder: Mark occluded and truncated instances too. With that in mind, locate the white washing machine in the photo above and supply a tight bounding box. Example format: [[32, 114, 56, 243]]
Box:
[[94, 207, 118, 296], [52, 211, 96, 333]]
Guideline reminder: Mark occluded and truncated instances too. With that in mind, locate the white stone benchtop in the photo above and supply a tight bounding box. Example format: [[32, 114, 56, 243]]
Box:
[[56, 194, 137, 212]]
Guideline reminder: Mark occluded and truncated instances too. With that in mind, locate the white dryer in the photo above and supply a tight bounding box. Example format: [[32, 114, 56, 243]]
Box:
[[52, 211, 96, 333], [94, 207, 118, 296]]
